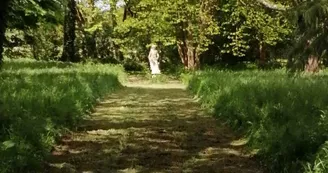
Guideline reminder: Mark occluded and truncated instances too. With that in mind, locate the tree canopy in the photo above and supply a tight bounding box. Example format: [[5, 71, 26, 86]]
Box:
[[0, 0, 328, 71]]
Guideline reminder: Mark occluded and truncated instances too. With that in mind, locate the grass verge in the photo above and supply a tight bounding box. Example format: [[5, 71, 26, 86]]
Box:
[[0, 59, 126, 173], [184, 69, 328, 172]]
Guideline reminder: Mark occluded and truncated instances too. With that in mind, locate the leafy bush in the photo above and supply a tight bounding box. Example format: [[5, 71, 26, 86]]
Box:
[[122, 58, 149, 72], [0, 59, 126, 172], [186, 69, 328, 172]]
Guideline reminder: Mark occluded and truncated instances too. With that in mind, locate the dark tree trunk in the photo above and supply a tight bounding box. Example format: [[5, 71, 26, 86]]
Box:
[[0, 0, 10, 68], [123, 0, 136, 21], [90, 31, 98, 58], [178, 41, 188, 67], [258, 42, 266, 68], [61, 0, 78, 62]]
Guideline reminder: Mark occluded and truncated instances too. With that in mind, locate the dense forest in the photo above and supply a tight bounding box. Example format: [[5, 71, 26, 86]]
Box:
[[1, 0, 327, 71], [2, 0, 328, 172]]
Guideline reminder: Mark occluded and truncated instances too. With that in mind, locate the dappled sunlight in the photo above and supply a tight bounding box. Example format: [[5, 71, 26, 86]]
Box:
[[46, 78, 262, 173], [230, 138, 248, 147], [198, 147, 250, 158]]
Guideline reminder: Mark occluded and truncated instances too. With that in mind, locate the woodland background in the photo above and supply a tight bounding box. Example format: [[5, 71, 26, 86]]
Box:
[[2, 0, 328, 172]]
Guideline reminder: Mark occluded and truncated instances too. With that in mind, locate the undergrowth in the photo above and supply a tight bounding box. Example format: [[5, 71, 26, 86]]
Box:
[[185, 69, 328, 172], [0, 59, 126, 173]]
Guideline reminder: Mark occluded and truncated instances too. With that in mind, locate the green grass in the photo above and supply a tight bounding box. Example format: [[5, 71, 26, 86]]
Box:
[[127, 71, 181, 84], [0, 59, 126, 173], [185, 69, 328, 172]]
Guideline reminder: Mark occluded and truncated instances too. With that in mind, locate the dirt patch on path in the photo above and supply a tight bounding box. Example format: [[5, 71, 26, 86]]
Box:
[[46, 76, 263, 173]]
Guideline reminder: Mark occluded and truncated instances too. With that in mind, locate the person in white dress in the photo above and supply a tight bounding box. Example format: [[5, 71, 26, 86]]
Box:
[[148, 44, 161, 76]]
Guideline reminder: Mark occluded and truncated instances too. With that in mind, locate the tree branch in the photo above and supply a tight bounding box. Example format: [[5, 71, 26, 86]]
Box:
[[256, 0, 289, 11]]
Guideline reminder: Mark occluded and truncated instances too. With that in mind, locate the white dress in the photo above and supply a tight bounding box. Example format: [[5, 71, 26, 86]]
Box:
[[148, 47, 161, 75]]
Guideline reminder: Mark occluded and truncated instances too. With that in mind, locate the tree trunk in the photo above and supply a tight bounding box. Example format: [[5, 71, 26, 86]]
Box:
[[305, 55, 319, 73], [187, 41, 199, 70], [255, 0, 288, 11], [91, 31, 98, 58], [258, 42, 266, 68], [61, 0, 78, 62], [177, 40, 199, 70], [177, 41, 188, 67], [304, 40, 319, 73], [176, 23, 200, 70], [0, 0, 10, 68]]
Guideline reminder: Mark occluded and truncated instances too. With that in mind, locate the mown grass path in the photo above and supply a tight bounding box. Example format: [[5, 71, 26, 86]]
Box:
[[46, 76, 263, 173]]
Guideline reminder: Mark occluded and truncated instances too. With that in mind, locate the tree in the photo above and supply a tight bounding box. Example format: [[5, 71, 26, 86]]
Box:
[[0, 0, 10, 67], [288, 0, 328, 72], [217, 0, 292, 67], [2, 0, 63, 61], [114, 0, 219, 70], [174, 0, 220, 70], [252, 0, 326, 72], [61, 0, 78, 62], [73, 0, 122, 63]]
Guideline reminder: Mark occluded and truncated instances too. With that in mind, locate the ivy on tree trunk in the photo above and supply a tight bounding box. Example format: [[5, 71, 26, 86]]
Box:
[[61, 0, 78, 62], [0, 0, 10, 68]]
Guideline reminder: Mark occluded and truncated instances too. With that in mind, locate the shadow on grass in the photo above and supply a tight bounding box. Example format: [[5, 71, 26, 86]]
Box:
[[46, 86, 262, 173]]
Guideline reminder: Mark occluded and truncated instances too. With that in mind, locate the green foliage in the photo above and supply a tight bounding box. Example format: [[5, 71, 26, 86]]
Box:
[[8, 0, 63, 30], [287, 0, 328, 68], [305, 141, 328, 173], [4, 0, 328, 70], [75, 0, 119, 62], [114, 0, 219, 68], [0, 59, 125, 172], [4, 0, 64, 61], [4, 23, 63, 60], [4, 29, 34, 59], [122, 57, 149, 72], [218, 0, 292, 57], [113, 0, 176, 61], [186, 69, 328, 172]]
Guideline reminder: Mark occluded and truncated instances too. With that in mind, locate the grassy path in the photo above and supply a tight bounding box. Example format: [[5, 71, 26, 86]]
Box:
[[46, 76, 262, 173]]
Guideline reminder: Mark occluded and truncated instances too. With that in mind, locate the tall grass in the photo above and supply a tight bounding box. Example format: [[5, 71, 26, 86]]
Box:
[[185, 69, 328, 172], [0, 59, 126, 173]]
